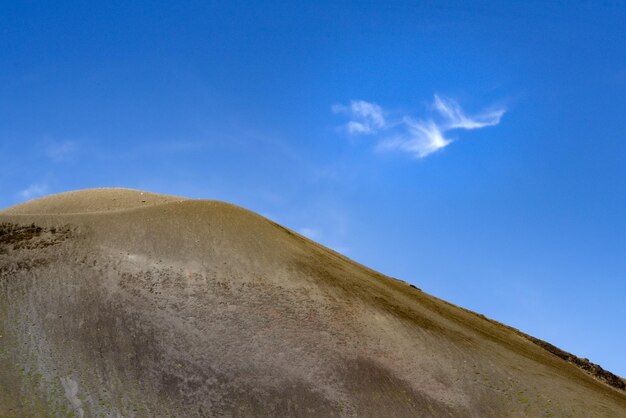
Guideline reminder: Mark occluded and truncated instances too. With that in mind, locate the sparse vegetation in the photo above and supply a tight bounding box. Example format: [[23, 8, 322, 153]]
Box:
[[1, 189, 625, 416]]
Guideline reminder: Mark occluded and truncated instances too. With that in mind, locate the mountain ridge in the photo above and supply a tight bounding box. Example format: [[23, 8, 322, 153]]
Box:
[[1, 188, 624, 417]]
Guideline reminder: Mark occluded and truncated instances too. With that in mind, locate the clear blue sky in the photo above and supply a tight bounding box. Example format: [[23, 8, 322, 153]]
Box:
[[1, 1, 625, 375]]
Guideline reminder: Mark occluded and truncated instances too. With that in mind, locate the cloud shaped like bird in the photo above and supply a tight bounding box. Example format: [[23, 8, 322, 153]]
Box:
[[333, 95, 505, 159]]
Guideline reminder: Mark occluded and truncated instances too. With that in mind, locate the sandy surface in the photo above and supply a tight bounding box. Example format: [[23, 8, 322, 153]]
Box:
[[1, 188, 625, 417]]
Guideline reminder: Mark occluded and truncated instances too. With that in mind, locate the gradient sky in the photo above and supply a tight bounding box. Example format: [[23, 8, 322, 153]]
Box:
[[2, 1, 625, 375]]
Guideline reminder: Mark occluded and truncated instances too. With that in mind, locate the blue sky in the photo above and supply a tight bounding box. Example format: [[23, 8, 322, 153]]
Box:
[[1, 1, 625, 375]]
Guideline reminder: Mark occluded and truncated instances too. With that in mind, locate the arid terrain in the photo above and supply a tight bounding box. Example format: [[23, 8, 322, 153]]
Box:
[[1, 188, 624, 417]]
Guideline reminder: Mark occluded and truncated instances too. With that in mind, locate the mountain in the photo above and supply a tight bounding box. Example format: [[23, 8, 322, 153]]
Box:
[[1, 188, 624, 417]]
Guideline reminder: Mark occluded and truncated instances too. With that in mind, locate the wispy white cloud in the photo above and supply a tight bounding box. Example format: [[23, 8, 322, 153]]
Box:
[[433, 94, 505, 130], [297, 227, 349, 254], [377, 117, 452, 158], [19, 183, 48, 200], [332, 100, 385, 134], [45, 140, 77, 162], [298, 227, 322, 241], [334, 94, 505, 159]]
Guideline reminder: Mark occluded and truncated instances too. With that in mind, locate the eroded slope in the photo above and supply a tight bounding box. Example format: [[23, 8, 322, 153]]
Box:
[[0, 189, 624, 417]]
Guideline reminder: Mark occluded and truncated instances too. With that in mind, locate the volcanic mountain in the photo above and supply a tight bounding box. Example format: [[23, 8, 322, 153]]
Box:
[[1, 188, 624, 417]]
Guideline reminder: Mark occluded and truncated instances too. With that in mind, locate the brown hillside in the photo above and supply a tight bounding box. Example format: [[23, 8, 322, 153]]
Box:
[[0, 188, 624, 417]]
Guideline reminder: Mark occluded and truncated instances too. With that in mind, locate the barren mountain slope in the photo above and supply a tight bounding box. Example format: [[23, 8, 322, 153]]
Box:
[[1, 188, 624, 417]]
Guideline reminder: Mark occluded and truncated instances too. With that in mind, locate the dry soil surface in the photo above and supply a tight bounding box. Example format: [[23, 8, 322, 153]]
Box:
[[1, 188, 625, 417]]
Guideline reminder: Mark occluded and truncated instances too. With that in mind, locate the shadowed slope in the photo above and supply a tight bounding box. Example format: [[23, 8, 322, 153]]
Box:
[[0, 189, 624, 417]]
